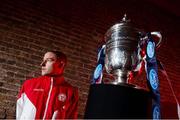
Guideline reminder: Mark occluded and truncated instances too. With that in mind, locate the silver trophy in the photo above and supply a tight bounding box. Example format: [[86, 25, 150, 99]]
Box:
[[104, 14, 162, 85]]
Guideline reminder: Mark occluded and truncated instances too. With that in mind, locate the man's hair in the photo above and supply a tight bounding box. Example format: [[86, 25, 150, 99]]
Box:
[[50, 51, 67, 65]]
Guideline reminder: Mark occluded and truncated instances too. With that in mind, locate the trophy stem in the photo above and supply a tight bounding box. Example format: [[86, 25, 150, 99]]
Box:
[[112, 69, 129, 85]]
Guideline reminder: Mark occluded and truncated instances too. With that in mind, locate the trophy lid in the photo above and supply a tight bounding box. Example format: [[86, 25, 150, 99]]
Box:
[[121, 14, 131, 24], [105, 14, 140, 43]]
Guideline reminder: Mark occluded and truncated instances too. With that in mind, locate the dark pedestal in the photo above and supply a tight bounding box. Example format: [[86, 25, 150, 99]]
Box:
[[84, 84, 152, 119]]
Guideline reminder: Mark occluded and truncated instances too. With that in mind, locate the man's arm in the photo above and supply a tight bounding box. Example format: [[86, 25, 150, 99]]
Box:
[[67, 87, 79, 119], [16, 85, 25, 119]]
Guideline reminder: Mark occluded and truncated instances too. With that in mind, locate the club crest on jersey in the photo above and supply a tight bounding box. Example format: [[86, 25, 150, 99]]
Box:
[[58, 93, 66, 102]]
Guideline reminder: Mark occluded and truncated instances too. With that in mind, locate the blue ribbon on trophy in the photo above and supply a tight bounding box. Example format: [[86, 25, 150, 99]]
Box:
[[91, 44, 106, 84], [144, 32, 161, 119], [142, 32, 179, 119]]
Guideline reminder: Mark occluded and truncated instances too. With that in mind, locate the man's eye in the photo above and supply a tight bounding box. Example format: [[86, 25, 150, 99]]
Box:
[[47, 58, 55, 62]]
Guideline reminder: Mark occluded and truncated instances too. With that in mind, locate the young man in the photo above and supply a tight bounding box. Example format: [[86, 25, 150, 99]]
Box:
[[16, 51, 79, 119]]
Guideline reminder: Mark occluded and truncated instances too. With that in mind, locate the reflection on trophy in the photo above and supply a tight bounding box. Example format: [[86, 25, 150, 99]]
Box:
[[104, 14, 162, 85]]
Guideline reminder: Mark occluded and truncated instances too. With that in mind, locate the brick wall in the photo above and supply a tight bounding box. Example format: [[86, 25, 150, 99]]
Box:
[[0, 0, 179, 118]]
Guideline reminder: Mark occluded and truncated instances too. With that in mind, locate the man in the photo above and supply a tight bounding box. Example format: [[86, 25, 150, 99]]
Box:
[[16, 51, 79, 119]]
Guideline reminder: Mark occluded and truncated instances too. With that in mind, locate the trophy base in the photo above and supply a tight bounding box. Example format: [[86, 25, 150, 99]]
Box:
[[84, 84, 152, 119]]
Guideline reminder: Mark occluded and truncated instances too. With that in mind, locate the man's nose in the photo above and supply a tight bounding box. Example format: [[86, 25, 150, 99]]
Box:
[[40, 61, 46, 66]]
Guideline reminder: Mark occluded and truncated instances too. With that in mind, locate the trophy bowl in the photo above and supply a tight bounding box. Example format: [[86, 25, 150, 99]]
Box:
[[104, 15, 141, 85]]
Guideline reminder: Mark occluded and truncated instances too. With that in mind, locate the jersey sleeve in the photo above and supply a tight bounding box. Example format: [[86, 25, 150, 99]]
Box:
[[16, 83, 25, 119]]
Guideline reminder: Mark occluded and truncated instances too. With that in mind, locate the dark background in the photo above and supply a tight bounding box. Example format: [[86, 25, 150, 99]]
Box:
[[0, 0, 179, 118]]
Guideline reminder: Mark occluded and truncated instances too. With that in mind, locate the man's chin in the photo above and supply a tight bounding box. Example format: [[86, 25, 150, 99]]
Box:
[[42, 73, 54, 76], [42, 73, 63, 77], [41, 72, 49, 76]]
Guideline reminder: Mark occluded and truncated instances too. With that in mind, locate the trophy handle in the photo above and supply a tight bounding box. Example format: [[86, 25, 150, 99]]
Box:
[[150, 32, 162, 49]]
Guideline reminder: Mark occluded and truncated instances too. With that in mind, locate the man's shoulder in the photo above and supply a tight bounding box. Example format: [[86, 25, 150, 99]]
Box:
[[63, 81, 78, 91], [63, 81, 79, 98], [23, 76, 47, 85]]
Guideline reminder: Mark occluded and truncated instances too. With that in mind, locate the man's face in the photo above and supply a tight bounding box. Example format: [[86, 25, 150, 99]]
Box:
[[41, 52, 64, 76]]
